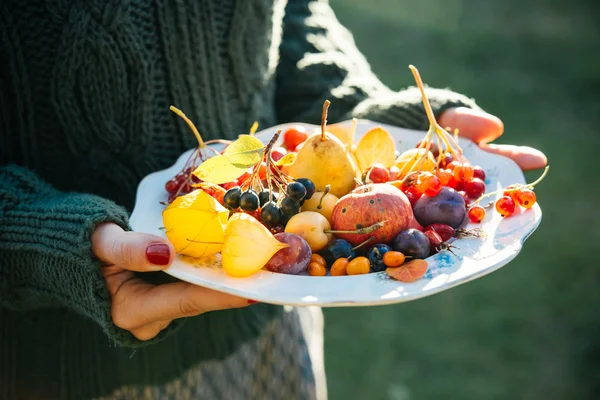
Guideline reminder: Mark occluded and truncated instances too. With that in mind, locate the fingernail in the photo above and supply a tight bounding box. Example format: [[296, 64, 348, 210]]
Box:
[[146, 243, 171, 266], [247, 300, 259, 304]]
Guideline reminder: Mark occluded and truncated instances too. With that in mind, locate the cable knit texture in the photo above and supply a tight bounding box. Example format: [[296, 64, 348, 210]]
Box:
[[0, 0, 479, 398]]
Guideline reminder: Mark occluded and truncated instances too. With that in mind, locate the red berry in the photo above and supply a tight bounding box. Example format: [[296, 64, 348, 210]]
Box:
[[503, 185, 521, 203], [424, 223, 455, 242], [237, 169, 253, 185], [258, 162, 268, 180], [175, 173, 186, 185], [271, 147, 287, 162], [388, 166, 401, 181], [446, 161, 459, 171], [416, 140, 439, 158], [436, 169, 452, 187], [367, 164, 390, 183], [495, 196, 516, 217], [222, 181, 238, 190], [453, 180, 465, 192], [167, 193, 177, 203], [458, 190, 469, 203], [404, 190, 421, 208], [165, 179, 178, 194], [516, 189, 536, 209], [468, 205, 486, 223], [402, 172, 423, 196], [181, 182, 193, 193], [420, 172, 442, 197], [453, 162, 474, 182], [465, 178, 486, 199], [438, 153, 453, 168], [282, 126, 308, 151], [424, 230, 443, 248], [472, 166, 486, 181]]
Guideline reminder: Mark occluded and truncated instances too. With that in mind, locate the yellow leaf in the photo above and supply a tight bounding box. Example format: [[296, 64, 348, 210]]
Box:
[[353, 126, 397, 171], [327, 122, 354, 150], [193, 135, 264, 184], [221, 213, 289, 277], [162, 190, 229, 258], [275, 152, 296, 166], [394, 148, 436, 178]]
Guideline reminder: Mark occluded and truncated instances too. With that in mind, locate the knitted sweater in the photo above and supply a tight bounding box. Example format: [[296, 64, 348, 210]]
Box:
[[0, 0, 479, 398]]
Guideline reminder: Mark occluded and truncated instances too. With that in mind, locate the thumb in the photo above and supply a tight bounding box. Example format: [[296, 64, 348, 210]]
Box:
[[92, 223, 175, 271]]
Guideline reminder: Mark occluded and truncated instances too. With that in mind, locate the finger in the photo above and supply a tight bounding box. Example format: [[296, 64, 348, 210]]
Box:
[[132, 281, 251, 326], [479, 143, 548, 171], [92, 223, 175, 271], [438, 107, 504, 144]]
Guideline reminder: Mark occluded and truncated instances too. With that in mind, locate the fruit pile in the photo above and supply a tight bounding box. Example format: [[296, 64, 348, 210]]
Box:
[[161, 65, 547, 282]]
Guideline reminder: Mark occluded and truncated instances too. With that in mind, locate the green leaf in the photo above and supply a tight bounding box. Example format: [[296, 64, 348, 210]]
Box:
[[193, 135, 264, 184]]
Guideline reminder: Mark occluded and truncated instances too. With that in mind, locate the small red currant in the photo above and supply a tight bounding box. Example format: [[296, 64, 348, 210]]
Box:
[[465, 178, 486, 199], [421, 172, 442, 197], [516, 189, 536, 209], [495, 196, 516, 217], [472, 166, 486, 181], [282, 126, 308, 151], [468, 205, 486, 223], [453, 162, 474, 182]]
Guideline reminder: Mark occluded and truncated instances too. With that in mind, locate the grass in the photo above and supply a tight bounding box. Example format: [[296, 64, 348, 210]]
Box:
[[325, 1, 600, 399]]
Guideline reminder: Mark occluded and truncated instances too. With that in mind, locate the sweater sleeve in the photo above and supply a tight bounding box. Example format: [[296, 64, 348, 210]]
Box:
[[275, 0, 481, 129], [0, 164, 181, 347]]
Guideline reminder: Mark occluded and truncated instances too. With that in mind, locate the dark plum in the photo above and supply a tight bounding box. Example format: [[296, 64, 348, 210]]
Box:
[[319, 239, 355, 266], [392, 229, 431, 260], [367, 244, 391, 272], [413, 187, 466, 229], [265, 233, 312, 274]]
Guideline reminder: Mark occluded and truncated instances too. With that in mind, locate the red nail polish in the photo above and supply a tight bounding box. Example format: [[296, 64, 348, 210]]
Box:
[[247, 300, 259, 304], [146, 243, 170, 266]]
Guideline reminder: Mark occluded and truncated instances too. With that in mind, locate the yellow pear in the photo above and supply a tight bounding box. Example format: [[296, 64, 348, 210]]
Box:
[[288, 101, 358, 198]]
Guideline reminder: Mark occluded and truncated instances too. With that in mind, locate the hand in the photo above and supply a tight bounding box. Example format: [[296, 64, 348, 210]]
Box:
[[439, 107, 547, 171], [92, 223, 251, 341]]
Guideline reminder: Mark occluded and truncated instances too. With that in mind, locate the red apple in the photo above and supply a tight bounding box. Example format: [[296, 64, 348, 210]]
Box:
[[331, 184, 413, 246]]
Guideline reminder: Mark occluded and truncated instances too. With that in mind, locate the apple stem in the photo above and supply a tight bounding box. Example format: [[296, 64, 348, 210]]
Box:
[[321, 100, 331, 141], [170, 106, 205, 148], [325, 220, 387, 235], [317, 185, 331, 210]]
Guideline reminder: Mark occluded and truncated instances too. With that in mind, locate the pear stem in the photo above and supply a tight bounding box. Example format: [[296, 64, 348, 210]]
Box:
[[321, 100, 331, 141], [170, 106, 205, 148]]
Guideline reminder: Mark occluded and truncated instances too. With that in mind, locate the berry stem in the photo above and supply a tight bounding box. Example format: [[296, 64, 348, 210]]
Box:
[[351, 236, 375, 251], [170, 106, 204, 148], [321, 100, 331, 141], [474, 165, 550, 204], [249, 121, 259, 135]]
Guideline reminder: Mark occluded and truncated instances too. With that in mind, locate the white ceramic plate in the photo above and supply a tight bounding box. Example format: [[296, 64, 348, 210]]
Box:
[[130, 120, 541, 307]]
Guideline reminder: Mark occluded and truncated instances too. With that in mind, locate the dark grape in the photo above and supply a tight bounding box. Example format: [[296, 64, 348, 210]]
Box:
[[280, 197, 300, 215], [367, 244, 391, 272], [295, 178, 316, 200], [258, 190, 277, 206], [392, 229, 431, 260], [223, 186, 242, 209], [319, 239, 355, 266], [261, 201, 282, 227], [239, 189, 259, 211], [286, 181, 307, 201]]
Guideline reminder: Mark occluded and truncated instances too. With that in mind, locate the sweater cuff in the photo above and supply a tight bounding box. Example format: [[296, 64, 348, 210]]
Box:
[[350, 86, 482, 131], [0, 165, 184, 347]]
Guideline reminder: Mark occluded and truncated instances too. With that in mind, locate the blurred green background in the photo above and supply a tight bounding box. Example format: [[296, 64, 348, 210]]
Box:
[[325, 1, 600, 399]]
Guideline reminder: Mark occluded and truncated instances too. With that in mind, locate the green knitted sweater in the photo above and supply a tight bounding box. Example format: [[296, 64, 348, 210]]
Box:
[[0, 0, 479, 398]]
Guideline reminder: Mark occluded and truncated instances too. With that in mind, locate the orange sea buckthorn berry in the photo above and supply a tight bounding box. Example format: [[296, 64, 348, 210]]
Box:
[[330, 258, 349, 276], [516, 189, 536, 209], [383, 251, 406, 268], [308, 262, 327, 276], [347, 257, 370, 275], [310, 254, 327, 267]]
